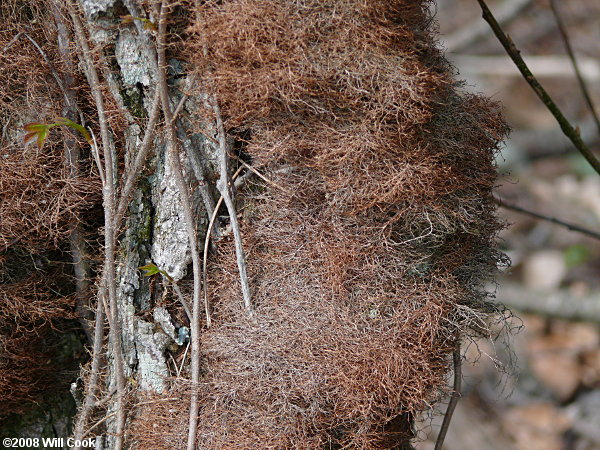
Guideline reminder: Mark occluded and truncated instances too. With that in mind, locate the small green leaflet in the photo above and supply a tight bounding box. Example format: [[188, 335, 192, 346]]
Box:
[[139, 262, 173, 282], [139, 262, 161, 276], [55, 117, 92, 144], [23, 118, 91, 149], [23, 122, 50, 149]]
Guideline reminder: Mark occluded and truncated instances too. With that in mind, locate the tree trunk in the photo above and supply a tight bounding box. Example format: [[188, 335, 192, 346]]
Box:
[[0, 1, 509, 449]]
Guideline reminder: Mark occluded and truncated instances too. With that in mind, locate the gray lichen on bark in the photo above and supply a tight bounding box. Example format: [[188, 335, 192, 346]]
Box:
[[80, 0, 117, 18], [134, 320, 172, 392], [115, 29, 154, 87], [150, 148, 200, 282]]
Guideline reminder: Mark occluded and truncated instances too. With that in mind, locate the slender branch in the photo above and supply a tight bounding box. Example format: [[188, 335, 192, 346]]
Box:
[[67, 3, 127, 448], [434, 344, 462, 450], [172, 91, 189, 124], [495, 197, 600, 241], [169, 76, 219, 227], [81, 411, 117, 440], [549, 0, 600, 137], [23, 32, 73, 110], [154, 3, 202, 449], [477, 0, 600, 176], [172, 114, 218, 229], [166, 276, 193, 323], [114, 88, 161, 228], [213, 97, 252, 310], [89, 129, 106, 186], [202, 166, 244, 328], [232, 156, 294, 195], [72, 291, 105, 446], [202, 198, 223, 329], [1, 31, 22, 55], [93, 387, 117, 408], [179, 341, 191, 377]]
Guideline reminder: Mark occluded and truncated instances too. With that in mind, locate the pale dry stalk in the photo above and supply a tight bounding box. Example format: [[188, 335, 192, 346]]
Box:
[[67, 2, 127, 447], [154, 2, 203, 448]]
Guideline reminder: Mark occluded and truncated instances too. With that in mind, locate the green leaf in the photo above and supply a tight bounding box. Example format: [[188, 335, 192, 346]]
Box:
[[23, 122, 50, 149], [120, 15, 157, 32], [23, 122, 48, 132], [120, 14, 135, 24], [139, 263, 160, 277], [36, 127, 49, 149], [141, 19, 158, 32], [55, 117, 92, 143]]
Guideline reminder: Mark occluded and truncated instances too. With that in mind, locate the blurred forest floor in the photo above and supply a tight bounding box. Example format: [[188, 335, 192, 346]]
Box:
[[418, 1, 600, 449]]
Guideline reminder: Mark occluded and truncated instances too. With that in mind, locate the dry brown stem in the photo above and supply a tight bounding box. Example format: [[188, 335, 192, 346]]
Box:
[[477, 0, 600, 175], [202, 165, 245, 328], [434, 344, 462, 450]]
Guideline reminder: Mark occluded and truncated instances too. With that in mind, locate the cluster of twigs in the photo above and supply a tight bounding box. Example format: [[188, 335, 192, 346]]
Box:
[[1, 0, 160, 444], [0, 0, 101, 421], [475, 0, 600, 246]]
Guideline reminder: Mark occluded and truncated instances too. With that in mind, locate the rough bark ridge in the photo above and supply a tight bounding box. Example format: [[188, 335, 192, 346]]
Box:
[[0, 0, 509, 448]]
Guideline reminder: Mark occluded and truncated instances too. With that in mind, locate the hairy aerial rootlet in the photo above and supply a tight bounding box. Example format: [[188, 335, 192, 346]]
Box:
[[135, 0, 509, 448], [0, 0, 509, 447]]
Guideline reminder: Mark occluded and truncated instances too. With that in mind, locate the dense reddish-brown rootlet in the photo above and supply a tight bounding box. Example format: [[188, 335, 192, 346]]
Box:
[[134, 0, 509, 448], [0, 0, 104, 415], [1, 0, 509, 445]]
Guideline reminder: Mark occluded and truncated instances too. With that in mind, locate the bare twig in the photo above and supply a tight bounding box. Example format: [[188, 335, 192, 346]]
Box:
[[163, 274, 192, 323], [169, 84, 219, 222], [81, 411, 117, 440], [172, 115, 218, 228], [114, 88, 161, 228], [550, 0, 600, 137], [89, 129, 106, 186], [172, 91, 190, 124], [213, 97, 252, 310], [179, 341, 191, 377], [23, 32, 73, 110], [434, 344, 462, 450], [201, 202, 221, 330], [67, 3, 127, 448], [477, 0, 600, 176], [168, 353, 180, 377], [495, 197, 600, 241], [154, 3, 203, 449], [232, 156, 294, 195], [202, 165, 244, 328], [1, 31, 22, 55], [93, 387, 117, 408], [72, 289, 105, 446]]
